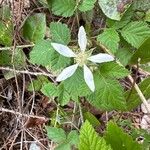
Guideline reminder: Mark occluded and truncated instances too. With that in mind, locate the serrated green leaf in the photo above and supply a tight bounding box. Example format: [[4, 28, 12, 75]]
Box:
[[79, 120, 112, 150], [41, 82, 58, 97], [99, 62, 129, 78], [51, 0, 76, 17], [50, 51, 71, 71], [125, 77, 150, 111], [23, 13, 46, 42], [67, 130, 79, 146], [105, 121, 142, 150], [83, 112, 100, 127], [57, 84, 70, 106], [29, 40, 53, 66], [0, 6, 13, 46], [88, 76, 127, 111], [78, 0, 96, 12], [50, 22, 71, 45], [63, 68, 92, 101], [116, 48, 133, 66], [97, 28, 120, 54], [130, 37, 150, 64], [46, 127, 66, 143], [121, 21, 150, 48]]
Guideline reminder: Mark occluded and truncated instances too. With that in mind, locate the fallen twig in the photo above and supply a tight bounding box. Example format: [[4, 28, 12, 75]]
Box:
[[0, 107, 48, 121], [0, 66, 54, 78]]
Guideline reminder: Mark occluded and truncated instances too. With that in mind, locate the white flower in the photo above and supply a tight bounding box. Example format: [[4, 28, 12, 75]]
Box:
[[51, 26, 114, 92]]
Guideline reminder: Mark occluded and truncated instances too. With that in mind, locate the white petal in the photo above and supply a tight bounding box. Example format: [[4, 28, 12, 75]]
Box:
[[56, 64, 78, 81], [83, 65, 95, 92], [78, 26, 87, 51], [51, 43, 76, 57], [87, 53, 114, 63]]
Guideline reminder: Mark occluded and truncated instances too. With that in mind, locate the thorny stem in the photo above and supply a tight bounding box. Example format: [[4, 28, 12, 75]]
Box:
[[98, 42, 150, 114]]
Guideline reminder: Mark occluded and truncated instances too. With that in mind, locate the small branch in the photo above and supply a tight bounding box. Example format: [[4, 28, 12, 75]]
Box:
[[0, 66, 54, 78], [0, 44, 34, 51], [98, 42, 150, 114], [0, 107, 48, 121]]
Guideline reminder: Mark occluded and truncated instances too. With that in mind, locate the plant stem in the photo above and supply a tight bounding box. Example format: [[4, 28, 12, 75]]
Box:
[[0, 44, 34, 51]]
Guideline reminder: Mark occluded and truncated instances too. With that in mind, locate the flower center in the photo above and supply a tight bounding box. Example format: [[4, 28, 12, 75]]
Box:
[[75, 52, 88, 66]]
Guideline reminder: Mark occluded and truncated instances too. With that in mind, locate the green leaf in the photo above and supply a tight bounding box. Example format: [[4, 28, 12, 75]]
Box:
[[51, 0, 76, 17], [0, 48, 26, 68], [29, 40, 54, 66], [97, 28, 120, 54], [86, 63, 128, 110], [41, 82, 58, 97], [67, 130, 79, 146], [125, 77, 150, 111], [116, 48, 133, 66], [88, 77, 127, 111], [57, 84, 70, 106], [121, 21, 150, 48], [41, 82, 70, 106], [105, 121, 142, 150], [49, 51, 71, 71], [0, 6, 13, 46], [23, 13, 46, 42], [79, 120, 112, 150], [0, 48, 26, 79], [27, 76, 49, 92], [50, 22, 71, 44], [55, 143, 70, 150], [130, 37, 150, 64], [46, 127, 66, 143], [78, 0, 96, 12], [63, 68, 92, 101], [98, 0, 131, 21], [83, 112, 100, 127], [99, 62, 129, 78]]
